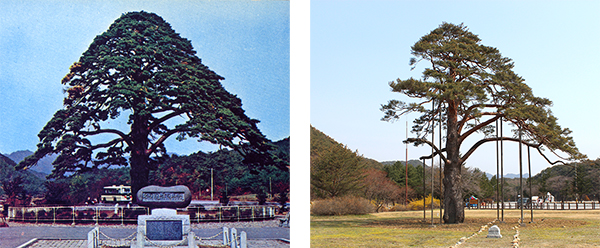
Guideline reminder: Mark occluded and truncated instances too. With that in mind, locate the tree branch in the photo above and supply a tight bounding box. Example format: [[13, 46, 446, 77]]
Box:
[[406, 138, 448, 163], [458, 114, 501, 144], [79, 128, 132, 146], [460, 137, 566, 166], [148, 109, 185, 132], [457, 103, 502, 132], [145, 128, 189, 155]]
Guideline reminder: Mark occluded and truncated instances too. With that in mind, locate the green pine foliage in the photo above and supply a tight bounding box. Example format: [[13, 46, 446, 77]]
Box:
[[17, 11, 283, 199], [380, 22, 585, 223]]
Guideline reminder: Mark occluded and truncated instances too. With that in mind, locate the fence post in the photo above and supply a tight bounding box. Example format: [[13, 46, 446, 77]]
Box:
[[87, 227, 99, 248], [222, 227, 229, 245], [240, 231, 247, 248], [230, 227, 237, 248]]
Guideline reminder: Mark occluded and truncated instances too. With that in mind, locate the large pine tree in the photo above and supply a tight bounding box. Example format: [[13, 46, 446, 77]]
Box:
[[381, 23, 584, 223], [18, 11, 281, 201]]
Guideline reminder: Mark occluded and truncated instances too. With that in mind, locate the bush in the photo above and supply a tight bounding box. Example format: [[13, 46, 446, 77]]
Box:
[[311, 196, 374, 216], [408, 195, 440, 210], [389, 204, 411, 211]]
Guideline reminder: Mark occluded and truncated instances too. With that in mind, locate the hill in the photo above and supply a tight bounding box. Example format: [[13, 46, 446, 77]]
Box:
[[0, 153, 46, 196], [4, 150, 56, 175], [310, 125, 384, 170]]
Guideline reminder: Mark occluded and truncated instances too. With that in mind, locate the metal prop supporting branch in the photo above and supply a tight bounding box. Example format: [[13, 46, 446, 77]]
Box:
[[496, 118, 500, 221], [423, 157, 426, 220], [528, 145, 534, 223], [500, 116, 505, 223], [519, 128, 524, 225], [438, 101, 443, 224], [431, 100, 435, 227]]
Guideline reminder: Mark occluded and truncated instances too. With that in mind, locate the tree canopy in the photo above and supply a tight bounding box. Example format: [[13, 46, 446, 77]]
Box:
[[381, 22, 584, 223], [17, 11, 284, 200]]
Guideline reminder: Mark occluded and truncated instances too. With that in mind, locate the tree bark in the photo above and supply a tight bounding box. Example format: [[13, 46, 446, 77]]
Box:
[[443, 100, 465, 223], [130, 152, 150, 204], [130, 115, 150, 204]]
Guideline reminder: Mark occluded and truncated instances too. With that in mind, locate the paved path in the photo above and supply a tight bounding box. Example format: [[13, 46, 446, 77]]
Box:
[[0, 225, 289, 248]]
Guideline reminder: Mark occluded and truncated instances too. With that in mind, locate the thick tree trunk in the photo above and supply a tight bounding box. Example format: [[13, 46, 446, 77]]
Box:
[[130, 152, 150, 204], [130, 115, 150, 204], [443, 100, 465, 224]]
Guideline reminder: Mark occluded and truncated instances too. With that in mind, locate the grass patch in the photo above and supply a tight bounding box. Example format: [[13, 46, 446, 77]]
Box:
[[311, 209, 600, 247]]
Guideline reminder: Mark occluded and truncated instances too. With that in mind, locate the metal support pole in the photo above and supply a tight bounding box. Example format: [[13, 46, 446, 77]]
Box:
[[496, 119, 500, 220], [423, 158, 426, 220], [519, 128, 524, 225], [500, 117, 505, 222], [438, 101, 443, 224], [430, 100, 435, 226], [528, 145, 533, 223], [405, 119, 409, 205]]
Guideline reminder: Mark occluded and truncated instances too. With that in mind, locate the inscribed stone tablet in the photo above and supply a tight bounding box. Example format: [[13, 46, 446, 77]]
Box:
[[487, 225, 502, 238], [137, 185, 192, 208], [146, 220, 183, 240]]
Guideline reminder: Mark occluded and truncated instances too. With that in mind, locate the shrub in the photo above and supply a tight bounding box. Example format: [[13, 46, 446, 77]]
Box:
[[311, 196, 374, 216], [389, 204, 411, 211], [408, 195, 440, 210]]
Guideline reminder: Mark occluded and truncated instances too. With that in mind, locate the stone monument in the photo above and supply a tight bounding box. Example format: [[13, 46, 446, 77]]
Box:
[[134, 185, 195, 248], [487, 225, 502, 238]]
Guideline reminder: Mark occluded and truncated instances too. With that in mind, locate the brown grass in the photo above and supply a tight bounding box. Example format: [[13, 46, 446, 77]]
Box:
[[311, 209, 600, 247]]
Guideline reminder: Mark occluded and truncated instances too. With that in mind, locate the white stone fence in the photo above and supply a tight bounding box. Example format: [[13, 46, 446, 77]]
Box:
[[8, 205, 276, 224]]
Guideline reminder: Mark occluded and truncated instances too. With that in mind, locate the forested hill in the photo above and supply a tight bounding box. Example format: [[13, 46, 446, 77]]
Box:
[[532, 158, 600, 201], [310, 125, 384, 170], [0, 153, 46, 196], [310, 124, 600, 202], [3, 150, 56, 175]]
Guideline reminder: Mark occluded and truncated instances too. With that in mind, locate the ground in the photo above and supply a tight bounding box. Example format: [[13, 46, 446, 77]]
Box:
[[311, 209, 600, 247]]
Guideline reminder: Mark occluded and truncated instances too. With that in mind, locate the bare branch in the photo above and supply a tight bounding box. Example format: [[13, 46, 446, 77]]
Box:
[[459, 114, 501, 144], [406, 137, 448, 163], [460, 137, 566, 166], [79, 128, 132, 146]]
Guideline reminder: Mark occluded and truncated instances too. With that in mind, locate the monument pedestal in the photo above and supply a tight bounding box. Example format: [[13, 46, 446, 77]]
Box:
[[134, 208, 195, 248], [132, 185, 195, 248]]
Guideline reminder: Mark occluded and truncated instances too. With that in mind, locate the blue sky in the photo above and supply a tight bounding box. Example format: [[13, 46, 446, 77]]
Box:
[[311, 1, 600, 176], [0, 0, 289, 156]]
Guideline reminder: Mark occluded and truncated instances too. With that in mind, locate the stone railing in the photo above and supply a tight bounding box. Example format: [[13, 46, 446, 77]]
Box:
[[7, 205, 276, 224]]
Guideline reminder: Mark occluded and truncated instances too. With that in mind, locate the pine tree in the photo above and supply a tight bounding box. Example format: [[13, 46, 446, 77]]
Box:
[[381, 23, 584, 223], [17, 11, 281, 201]]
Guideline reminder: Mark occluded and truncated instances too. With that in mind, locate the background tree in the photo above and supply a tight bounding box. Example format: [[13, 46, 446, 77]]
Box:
[[363, 168, 402, 212], [381, 22, 584, 223], [311, 144, 366, 198], [17, 11, 282, 201], [383, 160, 424, 199]]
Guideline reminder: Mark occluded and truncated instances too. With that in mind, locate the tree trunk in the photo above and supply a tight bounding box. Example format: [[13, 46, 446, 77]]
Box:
[[130, 115, 150, 204], [443, 100, 465, 223], [130, 152, 150, 204]]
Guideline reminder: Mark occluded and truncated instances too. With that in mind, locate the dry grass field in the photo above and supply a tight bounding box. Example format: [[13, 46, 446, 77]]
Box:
[[311, 209, 600, 247]]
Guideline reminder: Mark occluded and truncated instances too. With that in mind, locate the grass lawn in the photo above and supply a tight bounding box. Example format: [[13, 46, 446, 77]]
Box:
[[311, 209, 600, 247]]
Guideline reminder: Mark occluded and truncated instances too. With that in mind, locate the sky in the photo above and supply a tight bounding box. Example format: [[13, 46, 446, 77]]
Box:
[[311, 1, 600, 176], [0, 0, 290, 156]]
